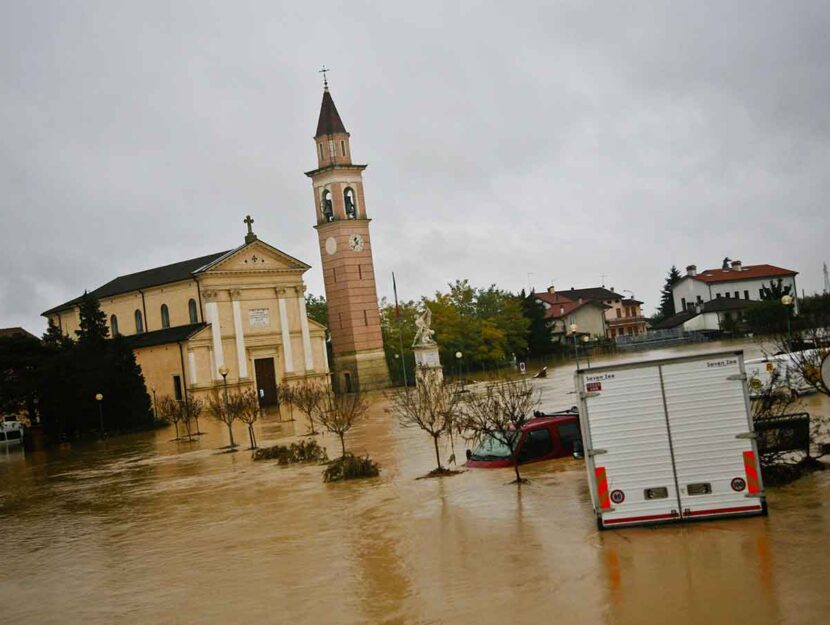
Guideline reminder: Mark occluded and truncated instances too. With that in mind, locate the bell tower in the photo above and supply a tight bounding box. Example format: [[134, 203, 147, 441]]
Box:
[[305, 77, 390, 391]]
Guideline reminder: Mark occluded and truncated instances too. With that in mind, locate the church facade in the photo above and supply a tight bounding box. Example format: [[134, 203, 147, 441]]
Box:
[[42, 225, 329, 405], [306, 82, 390, 391]]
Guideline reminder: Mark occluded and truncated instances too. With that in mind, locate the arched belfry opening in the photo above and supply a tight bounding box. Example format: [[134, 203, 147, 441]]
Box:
[[321, 189, 334, 222], [344, 187, 357, 219]]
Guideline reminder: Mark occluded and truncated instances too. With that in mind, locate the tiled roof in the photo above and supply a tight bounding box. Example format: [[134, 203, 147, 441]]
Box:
[[0, 327, 38, 340], [621, 298, 642, 306], [42, 251, 232, 316], [534, 292, 606, 319], [691, 264, 797, 284], [120, 323, 207, 349], [558, 287, 621, 301], [315, 90, 347, 137], [650, 311, 697, 330]]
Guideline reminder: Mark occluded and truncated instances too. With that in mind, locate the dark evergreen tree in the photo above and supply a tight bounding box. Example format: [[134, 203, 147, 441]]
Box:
[[76, 291, 109, 345], [759, 278, 792, 301], [42, 320, 73, 349], [0, 334, 44, 422], [521, 290, 553, 357], [658, 265, 682, 319]]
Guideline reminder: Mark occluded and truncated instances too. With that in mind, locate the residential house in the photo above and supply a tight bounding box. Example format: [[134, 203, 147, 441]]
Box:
[[672, 260, 799, 314], [553, 287, 648, 339], [533, 289, 609, 342]]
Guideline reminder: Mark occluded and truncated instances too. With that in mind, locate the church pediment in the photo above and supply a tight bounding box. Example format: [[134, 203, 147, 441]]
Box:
[[198, 240, 310, 275]]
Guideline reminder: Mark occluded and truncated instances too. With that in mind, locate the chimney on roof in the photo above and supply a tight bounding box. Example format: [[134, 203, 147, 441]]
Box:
[[547, 285, 555, 294], [578, 297, 583, 304], [686, 264, 697, 277], [559, 305, 564, 315], [731, 260, 742, 272], [610, 286, 615, 292]]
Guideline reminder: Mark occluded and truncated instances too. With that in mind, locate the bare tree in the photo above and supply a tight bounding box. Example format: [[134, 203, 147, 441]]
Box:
[[188, 392, 205, 435], [314, 387, 368, 457], [237, 389, 261, 449], [391, 373, 461, 473], [279, 385, 295, 422], [293, 380, 324, 435], [157, 396, 183, 440], [207, 391, 240, 449], [459, 377, 541, 484]]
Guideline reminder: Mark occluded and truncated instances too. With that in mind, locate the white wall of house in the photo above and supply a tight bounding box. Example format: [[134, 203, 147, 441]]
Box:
[[682, 312, 721, 332], [673, 275, 797, 314]]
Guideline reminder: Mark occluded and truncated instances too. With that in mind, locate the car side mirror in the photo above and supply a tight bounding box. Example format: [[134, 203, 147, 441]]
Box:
[[465, 449, 472, 460]]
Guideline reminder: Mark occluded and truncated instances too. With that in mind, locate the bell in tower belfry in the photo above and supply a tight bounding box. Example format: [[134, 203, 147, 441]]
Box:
[[305, 71, 391, 392]]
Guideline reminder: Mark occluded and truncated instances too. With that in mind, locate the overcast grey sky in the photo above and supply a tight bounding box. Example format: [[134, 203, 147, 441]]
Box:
[[2, 1, 829, 333]]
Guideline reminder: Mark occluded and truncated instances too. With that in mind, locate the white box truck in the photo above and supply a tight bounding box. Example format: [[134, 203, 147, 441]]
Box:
[[576, 351, 767, 530]]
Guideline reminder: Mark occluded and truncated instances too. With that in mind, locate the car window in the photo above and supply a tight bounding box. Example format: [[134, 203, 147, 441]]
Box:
[[557, 422, 581, 453], [519, 428, 553, 463]]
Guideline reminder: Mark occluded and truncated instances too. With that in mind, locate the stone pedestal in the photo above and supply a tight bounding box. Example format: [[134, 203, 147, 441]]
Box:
[[413, 344, 444, 388]]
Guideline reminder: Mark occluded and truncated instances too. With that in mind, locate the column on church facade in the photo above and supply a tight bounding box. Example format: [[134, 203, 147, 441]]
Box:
[[230, 289, 249, 379], [188, 351, 198, 385], [296, 286, 314, 372], [205, 294, 224, 379], [277, 289, 295, 373]]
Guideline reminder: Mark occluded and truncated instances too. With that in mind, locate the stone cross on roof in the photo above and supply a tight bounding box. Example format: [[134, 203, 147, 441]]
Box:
[[244, 215, 257, 244]]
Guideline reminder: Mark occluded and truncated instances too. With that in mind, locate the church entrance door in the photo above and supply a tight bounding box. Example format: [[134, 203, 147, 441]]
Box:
[[254, 357, 278, 406]]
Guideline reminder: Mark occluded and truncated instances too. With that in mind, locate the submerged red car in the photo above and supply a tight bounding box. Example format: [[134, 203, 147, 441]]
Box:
[[465, 408, 583, 468]]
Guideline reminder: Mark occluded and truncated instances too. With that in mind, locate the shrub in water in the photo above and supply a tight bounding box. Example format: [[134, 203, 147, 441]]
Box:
[[253, 439, 328, 465], [323, 453, 380, 483]]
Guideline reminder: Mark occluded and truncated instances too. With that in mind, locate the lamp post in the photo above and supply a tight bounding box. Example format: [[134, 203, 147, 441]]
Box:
[[95, 393, 104, 438], [150, 387, 158, 419], [455, 351, 463, 383], [582, 334, 592, 367], [781, 294, 794, 350], [218, 365, 230, 412], [569, 324, 580, 369]]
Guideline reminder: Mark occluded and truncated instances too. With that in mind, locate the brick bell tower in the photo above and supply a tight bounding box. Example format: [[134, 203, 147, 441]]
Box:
[[305, 77, 390, 392]]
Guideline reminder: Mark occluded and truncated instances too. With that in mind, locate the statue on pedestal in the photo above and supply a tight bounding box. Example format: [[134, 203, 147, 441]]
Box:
[[412, 306, 443, 388], [413, 307, 436, 347]]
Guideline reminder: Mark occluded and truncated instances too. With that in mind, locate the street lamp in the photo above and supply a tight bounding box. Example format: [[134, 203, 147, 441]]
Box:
[[455, 351, 463, 382], [781, 294, 794, 349], [582, 334, 592, 367], [569, 324, 580, 369], [95, 393, 104, 438], [218, 365, 230, 411]]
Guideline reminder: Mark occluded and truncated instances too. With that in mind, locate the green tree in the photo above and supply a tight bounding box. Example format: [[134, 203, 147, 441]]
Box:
[[76, 291, 109, 345], [380, 298, 419, 386], [42, 320, 73, 349], [658, 265, 682, 319], [305, 293, 328, 331], [0, 334, 44, 422], [744, 300, 788, 335]]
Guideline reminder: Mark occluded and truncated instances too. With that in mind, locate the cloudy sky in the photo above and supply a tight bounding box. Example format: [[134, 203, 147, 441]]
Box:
[[2, 1, 829, 333]]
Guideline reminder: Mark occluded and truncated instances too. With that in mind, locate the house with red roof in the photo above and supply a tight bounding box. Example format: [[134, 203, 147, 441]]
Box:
[[533, 289, 609, 343], [672, 259, 798, 315]]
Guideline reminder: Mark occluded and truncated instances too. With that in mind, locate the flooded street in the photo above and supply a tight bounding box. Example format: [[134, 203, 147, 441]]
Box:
[[1, 340, 828, 625]]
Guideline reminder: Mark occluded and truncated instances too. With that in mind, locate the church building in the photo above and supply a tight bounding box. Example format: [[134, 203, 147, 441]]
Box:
[[42, 220, 329, 405]]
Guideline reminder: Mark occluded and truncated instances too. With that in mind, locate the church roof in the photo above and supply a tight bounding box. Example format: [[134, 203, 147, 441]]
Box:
[[42, 251, 231, 315], [121, 323, 208, 349], [315, 89, 347, 137]]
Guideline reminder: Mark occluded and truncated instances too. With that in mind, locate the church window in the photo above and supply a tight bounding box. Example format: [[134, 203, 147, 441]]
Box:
[[321, 190, 334, 222], [135, 310, 144, 334], [328, 140, 336, 157], [358, 264, 363, 280], [340, 140, 345, 156], [161, 304, 170, 329], [363, 310, 369, 326], [110, 315, 119, 336], [318, 143, 323, 159], [173, 375, 183, 401], [338, 312, 343, 329], [344, 188, 357, 219], [188, 299, 198, 323]]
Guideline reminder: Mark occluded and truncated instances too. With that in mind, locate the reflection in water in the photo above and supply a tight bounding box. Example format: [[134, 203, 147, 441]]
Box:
[[0, 340, 828, 624]]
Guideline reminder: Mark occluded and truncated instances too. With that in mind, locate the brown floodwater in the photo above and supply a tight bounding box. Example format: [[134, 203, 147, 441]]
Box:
[[1, 340, 828, 625]]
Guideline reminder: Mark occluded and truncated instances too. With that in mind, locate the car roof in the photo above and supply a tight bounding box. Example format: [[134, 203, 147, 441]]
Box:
[[523, 414, 577, 430]]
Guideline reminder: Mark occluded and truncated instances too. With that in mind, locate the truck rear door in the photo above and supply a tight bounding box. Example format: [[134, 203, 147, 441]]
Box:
[[580, 365, 681, 529], [660, 355, 765, 520]]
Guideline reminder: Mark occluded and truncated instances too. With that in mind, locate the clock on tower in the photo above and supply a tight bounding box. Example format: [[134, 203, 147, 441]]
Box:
[[305, 77, 391, 392]]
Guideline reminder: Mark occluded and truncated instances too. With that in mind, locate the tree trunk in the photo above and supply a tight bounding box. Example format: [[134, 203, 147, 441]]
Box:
[[433, 435, 442, 471], [174, 422, 179, 440], [248, 424, 257, 449], [512, 457, 522, 484], [226, 423, 235, 447], [194, 416, 201, 435], [339, 433, 346, 458]]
